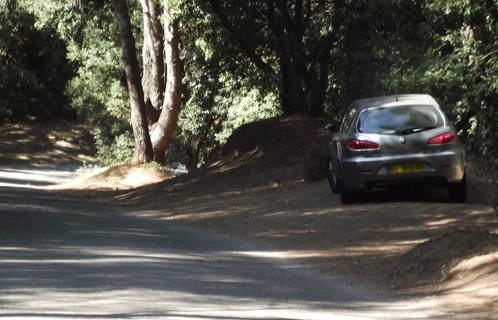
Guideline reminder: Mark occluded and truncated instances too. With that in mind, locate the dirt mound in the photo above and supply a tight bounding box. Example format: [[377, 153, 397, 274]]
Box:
[[47, 163, 172, 191], [100, 114, 332, 207], [204, 114, 331, 185], [389, 228, 498, 286]]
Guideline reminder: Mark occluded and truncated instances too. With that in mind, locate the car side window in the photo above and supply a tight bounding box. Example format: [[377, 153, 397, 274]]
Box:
[[341, 107, 357, 132]]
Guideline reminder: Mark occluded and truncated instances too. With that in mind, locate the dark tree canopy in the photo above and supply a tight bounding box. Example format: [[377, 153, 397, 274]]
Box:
[[0, 0, 75, 120]]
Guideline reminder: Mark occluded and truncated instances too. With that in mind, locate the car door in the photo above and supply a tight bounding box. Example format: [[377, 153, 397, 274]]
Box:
[[330, 106, 357, 178]]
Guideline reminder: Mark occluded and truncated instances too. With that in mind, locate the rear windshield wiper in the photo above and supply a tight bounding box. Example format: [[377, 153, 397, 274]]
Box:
[[399, 126, 436, 135]]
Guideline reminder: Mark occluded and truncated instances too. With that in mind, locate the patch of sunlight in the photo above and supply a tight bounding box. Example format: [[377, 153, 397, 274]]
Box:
[[0, 247, 37, 252], [240, 250, 321, 260], [426, 218, 459, 226], [165, 210, 229, 222], [55, 140, 76, 149], [17, 139, 34, 144], [465, 208, 495, 215], [77, 154, 96, 162]]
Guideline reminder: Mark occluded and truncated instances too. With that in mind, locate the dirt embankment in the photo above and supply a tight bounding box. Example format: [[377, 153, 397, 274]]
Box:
[[3, 115, 498, 319]]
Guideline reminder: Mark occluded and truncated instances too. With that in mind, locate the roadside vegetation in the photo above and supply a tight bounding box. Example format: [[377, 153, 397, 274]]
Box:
[[1, 0, 498, 203]]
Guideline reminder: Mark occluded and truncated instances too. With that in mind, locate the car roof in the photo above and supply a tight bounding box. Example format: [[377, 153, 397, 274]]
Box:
[[353, 94, 439, 112]]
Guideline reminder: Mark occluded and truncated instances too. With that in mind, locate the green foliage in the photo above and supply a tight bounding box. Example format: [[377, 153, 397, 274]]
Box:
[[95, 131, 135, 166], [163, 1, 280, 167], [73, 161, 104, 179], [22, 0, 142, 165], [13, 0, 498, 195], [142, 161, 164, 169], [0, 0, 74, 120], [422, 0, 498, 158], [64, 5, 135, 164], [214, 88, 280, 144], [421, 0, 498, 207], [336, 0, 429, 104]]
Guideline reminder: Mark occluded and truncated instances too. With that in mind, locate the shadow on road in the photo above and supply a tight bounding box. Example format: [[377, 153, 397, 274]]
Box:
[[0, 183, 454, 319]]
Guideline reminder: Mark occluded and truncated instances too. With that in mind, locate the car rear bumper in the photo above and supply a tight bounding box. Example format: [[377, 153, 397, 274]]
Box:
[[340, 150, 465, 191]]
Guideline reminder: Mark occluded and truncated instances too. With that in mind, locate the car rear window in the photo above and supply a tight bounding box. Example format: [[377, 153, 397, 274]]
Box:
[[358, 105, 442, 134]]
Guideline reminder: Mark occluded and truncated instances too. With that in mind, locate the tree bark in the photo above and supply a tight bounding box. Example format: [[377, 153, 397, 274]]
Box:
[[111, 0, 153, 164], [140, 0, 164, 125], [268, 1, 306, 115], [150, 4, 183, 164], [273, 3, 328, 116]]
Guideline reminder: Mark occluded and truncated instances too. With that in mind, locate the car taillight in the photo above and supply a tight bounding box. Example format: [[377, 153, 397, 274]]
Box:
[[428, 133, 456, 144], [348, 140, 379, 150]]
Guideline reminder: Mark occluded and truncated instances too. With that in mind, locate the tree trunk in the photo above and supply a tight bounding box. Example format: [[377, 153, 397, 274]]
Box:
[[184, 113, 218, 172], [150, 4, 183, 164], [273, 3, 329, 117], [140, 0, 164, 125], [269, 1, 305, 115], [278, 50, 307, 115], [185, 145, 199, 173], [302, 62, 329, 117], [112, 0, 153, 164]]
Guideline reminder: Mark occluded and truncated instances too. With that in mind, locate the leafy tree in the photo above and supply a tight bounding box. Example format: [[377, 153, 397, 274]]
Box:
[[170, 1, 281, 171], [111, 0, 154, 163], [422, 0, 498, 158], [19, 0, 281, 167], [340, 1, 429, 101], [200, 0, 348, 116], [22, 0, 183, 164], [23, 0, 485, 170], [65, 4, 135, 165], [199, 0, 435, 119], [18, 0, 135, 164], [0, 0, 74, 120]]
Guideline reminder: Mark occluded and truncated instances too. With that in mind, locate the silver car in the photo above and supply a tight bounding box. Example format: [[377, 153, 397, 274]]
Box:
[[325, 94, 467, 204]]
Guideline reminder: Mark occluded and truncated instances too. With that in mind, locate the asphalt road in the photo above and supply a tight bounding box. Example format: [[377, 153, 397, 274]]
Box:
[[0, 165, 458, 319]]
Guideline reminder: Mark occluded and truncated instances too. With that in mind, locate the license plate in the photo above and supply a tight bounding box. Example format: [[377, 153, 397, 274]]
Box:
[[388, 163, 425, 174]]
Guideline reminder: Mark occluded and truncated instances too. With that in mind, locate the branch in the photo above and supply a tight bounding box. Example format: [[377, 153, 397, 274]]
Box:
[[273, 2, 310, 76], [203, 0, 282, 91]]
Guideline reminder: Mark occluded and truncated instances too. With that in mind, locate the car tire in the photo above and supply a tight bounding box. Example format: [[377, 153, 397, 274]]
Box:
[[327, 156, 340, 194], [340, 178, 355, 205], [448, 172, 467, 203]]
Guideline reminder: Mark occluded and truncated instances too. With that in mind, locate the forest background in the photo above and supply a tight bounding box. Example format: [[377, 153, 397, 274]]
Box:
[[1, 0, 497, 186]]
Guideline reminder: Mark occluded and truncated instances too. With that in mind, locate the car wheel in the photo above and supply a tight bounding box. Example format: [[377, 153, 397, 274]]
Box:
[[448, 172, 467, 203], [340, 178, 355, 205], [327, 156, 340, 194]]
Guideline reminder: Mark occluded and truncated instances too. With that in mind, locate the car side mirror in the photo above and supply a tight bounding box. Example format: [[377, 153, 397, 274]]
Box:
[[324, 123, 338, 132]]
